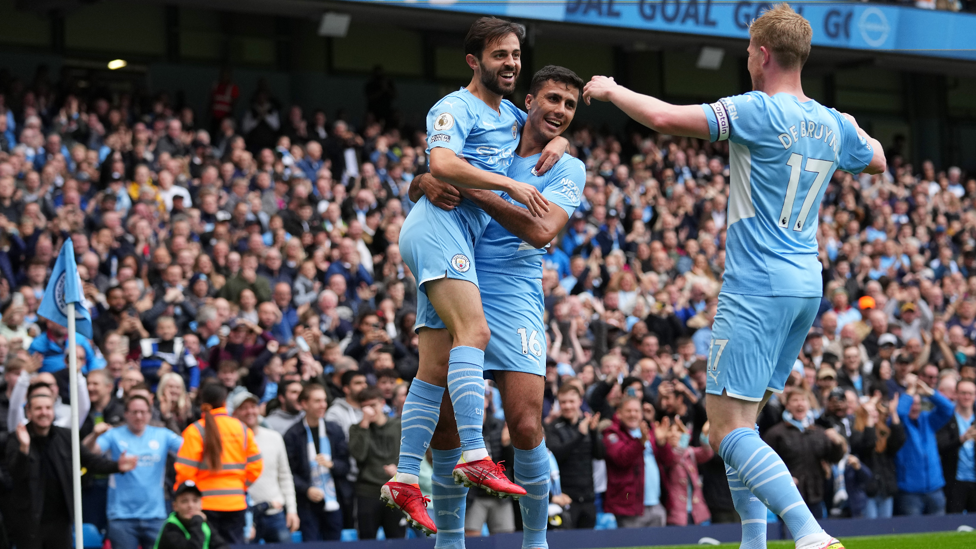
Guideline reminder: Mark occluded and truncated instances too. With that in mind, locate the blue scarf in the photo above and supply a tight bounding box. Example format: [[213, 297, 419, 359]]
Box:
[[304, 418, 340, 511], [783, 410, 813, 432]]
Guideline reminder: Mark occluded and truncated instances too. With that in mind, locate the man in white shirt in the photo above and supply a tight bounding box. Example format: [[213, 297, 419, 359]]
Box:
[[231, 392, 299, 542]]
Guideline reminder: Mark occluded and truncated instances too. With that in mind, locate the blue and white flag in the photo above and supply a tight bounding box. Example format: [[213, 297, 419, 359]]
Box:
[[38, 238, 93, 340]]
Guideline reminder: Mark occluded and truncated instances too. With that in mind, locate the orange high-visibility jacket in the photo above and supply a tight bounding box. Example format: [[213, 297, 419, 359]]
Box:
[[174, 407, 263, 511]]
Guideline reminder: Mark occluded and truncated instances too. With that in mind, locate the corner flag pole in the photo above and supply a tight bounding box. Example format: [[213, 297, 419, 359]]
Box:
[[67, 301, 82, 549]]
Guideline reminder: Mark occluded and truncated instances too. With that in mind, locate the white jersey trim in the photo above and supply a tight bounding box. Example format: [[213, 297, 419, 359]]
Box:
[[727, 141, 756, 226]]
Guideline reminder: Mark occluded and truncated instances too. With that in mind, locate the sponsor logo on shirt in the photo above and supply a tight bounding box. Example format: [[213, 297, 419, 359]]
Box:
[[512, 123, 518, 140], [430, 134, 451, 143]]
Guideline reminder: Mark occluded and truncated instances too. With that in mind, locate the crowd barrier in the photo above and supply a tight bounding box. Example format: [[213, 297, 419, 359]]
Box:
[[230, 513, 976, 549]]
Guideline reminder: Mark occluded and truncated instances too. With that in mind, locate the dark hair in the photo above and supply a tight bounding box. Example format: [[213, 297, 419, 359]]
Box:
[[199, 383, 228, 471], [277, 379, 304, 398], [299, 383, 327, 403], [557, 383, 581, 398], [528, 65, 584, 98], [27, 381, 54, 400], [125, 394, 152, 412], [464, 17, 525, 60], [621, 376, 643, 390], [356, 386, 384, 404], [689, 359, 708, 375], [341, 369, 366, 388], [376, 368, 399, 382], [106, 285, 124, 297]]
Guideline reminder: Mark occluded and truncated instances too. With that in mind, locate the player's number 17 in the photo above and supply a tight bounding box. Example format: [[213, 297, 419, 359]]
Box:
[[778, 153, 832, 232]]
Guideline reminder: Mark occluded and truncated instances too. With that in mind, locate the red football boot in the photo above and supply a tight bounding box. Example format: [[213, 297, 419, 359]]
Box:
[[380, 481, 436, 535], [452, 459, 527, 499]]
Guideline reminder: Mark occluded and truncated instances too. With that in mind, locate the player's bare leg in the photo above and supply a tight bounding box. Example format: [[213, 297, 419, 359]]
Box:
[[382, 327, 453, 535], [708, 392, 841, 549], [425, 278, 526, 498], [495, 371, 549, 549]]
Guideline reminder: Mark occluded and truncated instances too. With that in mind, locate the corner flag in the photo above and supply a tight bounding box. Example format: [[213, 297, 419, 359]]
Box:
[[38, 237, 93, 340]]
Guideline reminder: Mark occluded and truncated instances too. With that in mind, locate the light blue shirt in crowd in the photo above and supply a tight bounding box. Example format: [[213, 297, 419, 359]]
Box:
[[956, 412, 975, 483], [630, 428, 661, 506], [97, 425, 183, 520]]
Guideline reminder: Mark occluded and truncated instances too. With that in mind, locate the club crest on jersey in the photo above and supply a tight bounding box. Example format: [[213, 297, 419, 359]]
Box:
[[512, 123, 518, 140], [451, 254, 471, 273], [434, 113, 454, 131]]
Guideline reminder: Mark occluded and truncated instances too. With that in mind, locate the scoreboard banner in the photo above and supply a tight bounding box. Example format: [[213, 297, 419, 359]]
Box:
[[340, 1, 976, 61]]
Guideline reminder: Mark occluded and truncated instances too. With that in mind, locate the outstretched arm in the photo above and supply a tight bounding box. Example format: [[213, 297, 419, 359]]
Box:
[[583, 76, 710, 140]]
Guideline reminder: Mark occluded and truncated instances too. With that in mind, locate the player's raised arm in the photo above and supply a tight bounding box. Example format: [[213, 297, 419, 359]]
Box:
[[583, 76, 710, 141], [429, 148, 550, 217]]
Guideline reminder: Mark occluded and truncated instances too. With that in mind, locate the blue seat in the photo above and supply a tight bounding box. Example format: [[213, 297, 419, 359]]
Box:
[[340, 528, 359, 541], [376, 527, 386, 540], [290, 530, 303, 543], [595, 512, 618, 530], [72, 524, 103, 549]]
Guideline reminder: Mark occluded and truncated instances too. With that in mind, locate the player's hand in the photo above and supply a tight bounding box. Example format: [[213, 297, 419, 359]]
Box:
[[420, 174, 461, 211], [582, 75, 619, 106], [536, 136, 570, 175], [505, 180, 550, 217], [307, 487, 325, 503]]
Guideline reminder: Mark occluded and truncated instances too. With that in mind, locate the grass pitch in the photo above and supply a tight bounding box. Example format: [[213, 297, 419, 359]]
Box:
[[627, 531, 974, 549]]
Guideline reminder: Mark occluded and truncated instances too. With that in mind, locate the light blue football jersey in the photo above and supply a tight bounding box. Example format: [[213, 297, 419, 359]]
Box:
[[425, 88, 526, 241], [701, 92, 874, 297], [475, 152, 585, 279]]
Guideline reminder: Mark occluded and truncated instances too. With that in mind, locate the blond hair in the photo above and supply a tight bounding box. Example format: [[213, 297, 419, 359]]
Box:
[[749, 3, 812, 70]]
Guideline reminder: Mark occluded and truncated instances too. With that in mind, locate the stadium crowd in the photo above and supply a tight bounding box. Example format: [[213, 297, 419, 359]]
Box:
[[0, 62, 974, 549]]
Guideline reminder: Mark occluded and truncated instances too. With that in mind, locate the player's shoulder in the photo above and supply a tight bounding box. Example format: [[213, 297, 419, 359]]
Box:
[[553, 153, 585, 175], [430, 89, 478, 114]]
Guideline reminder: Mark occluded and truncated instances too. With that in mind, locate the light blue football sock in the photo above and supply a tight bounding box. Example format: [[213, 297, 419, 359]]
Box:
[[515, 441, 550, 549], [727, 464, 768, 549], [396, 379, 443, 478], [446, 346, 488, 459], [432, 448, 467, 549], [719, 428, 823, 541]]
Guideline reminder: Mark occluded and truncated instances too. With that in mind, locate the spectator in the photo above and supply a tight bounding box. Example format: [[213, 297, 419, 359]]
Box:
[[156, 372, 193, 435], [231, 392, 299, 543], [937, 379, 976, 513], [764, 388, 847, 517], [8, 369, 90, 432], [140, 316, 200, 394], [325, 370, 367, 439], [851, 393, 906, 519], [661, 418, 713, 526], [545, 384, 605, 529], [265, 379, 305, 436], [174, 383, 263, 544], [88, 394, 184, 549], [284, 384, 347, 542], [349, 386, 404, 540], [895, 376, 954, 515], [153, 481, 230, 549], [603, 396, 672, 528], [4, 384, 137, 549]]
